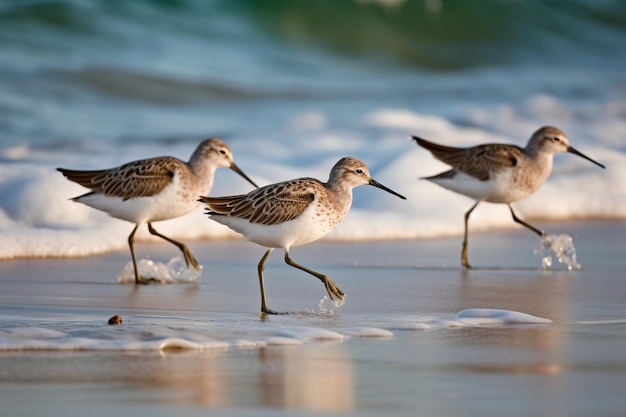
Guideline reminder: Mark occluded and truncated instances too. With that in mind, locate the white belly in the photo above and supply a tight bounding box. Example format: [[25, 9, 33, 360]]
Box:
[[76, 181, 199, 224], [211, 203, 338, 250], [430, 170, 534, 204]]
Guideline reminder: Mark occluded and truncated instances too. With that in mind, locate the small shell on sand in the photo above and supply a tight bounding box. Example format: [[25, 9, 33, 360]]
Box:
[[108, 315, 123, 325]]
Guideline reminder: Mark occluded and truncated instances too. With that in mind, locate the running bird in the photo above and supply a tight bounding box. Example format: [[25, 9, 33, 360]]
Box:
[[199, 157, 406, 314], [58, 138, 258, 284], [413, 126, 605, 268]]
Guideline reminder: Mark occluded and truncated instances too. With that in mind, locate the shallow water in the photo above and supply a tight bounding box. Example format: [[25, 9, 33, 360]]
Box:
[[1, 222, 625, 415]]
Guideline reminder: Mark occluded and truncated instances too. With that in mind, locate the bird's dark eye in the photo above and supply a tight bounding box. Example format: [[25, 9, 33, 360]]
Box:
[[355, 168, 363, 174], [553, 137, 560, 142], [219, 149, 227, 155]]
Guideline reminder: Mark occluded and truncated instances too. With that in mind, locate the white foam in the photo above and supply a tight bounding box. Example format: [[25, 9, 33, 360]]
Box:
[[388, 322, 434, 331], [116, 257, 202, 284], [455, 309, 553, 324], [387, 309, 553, 329], [274, 326, 346, 342], [0, 308, 553, 351]]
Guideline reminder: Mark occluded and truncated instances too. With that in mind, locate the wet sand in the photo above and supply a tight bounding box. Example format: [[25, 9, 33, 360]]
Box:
[[1, 220, 626, 416]]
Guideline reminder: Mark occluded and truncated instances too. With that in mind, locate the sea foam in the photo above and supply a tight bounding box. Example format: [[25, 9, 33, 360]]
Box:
[[116, 257, 202, 284], [0, 308, 552, 351]]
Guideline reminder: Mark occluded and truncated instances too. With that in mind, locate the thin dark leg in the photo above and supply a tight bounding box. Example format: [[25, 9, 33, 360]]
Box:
[[128, 224, 157, 284], [257, 249, 283, 314], [147, 222, 199, 269], [128, 224, 141, 283], [284, 251, 345, 301], [462, 201, 480, 269], [508, 204, 544, 237]]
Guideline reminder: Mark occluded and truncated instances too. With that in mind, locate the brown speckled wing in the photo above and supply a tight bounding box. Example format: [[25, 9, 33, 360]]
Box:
[[58, 157, 181, 201], [200, 178, 319, 226], [416, 137, 522, 181]]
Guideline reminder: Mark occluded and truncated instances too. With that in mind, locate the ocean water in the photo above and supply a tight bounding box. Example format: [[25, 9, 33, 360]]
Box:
[[1, 0, 626, 260]]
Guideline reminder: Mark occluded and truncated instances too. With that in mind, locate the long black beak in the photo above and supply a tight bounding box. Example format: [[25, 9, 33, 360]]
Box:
[[567, 146, 605, 169], [369, 178, 406, 200], [230, 162, 259, 188]]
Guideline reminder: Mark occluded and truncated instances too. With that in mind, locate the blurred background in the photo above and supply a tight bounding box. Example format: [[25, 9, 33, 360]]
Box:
[[1, 0, 625, 258]]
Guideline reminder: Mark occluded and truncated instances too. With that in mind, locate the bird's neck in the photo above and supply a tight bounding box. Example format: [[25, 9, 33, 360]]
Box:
[[325, 181, 354, 216], [189, 159, 219, 191], [526, 150, 554, 185]]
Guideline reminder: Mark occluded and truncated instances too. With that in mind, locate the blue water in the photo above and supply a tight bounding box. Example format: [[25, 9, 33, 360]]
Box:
[[1, 0, 625, 258]]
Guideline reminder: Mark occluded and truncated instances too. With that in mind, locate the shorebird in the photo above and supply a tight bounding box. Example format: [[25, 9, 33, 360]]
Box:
[[413, 126, 605, 268], [198, 157, 406, 314], [58, 138, 258, 284]]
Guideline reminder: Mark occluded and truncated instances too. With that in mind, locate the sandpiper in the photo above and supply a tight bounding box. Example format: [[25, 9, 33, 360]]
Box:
[[413, 126, 605, 268], [198, 157, 406, 314], [58, 138, 258, 284]]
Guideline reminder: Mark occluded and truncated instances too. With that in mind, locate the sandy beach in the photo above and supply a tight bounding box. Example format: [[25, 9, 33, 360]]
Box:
[[1, 220, 625, 416]]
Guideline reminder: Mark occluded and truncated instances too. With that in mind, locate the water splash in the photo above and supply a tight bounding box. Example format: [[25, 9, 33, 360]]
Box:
[[534, 234, 581, 271], [116, 256, 202, 284], [317, 295, 346, 315]]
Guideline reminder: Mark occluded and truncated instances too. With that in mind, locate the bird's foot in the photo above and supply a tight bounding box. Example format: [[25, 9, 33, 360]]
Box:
[[135, 275, 164, 285], [182, 247, 200, 270], [261, 307, 289, 315], [461, 246, 472, 269], [323, 277, 345, 301]]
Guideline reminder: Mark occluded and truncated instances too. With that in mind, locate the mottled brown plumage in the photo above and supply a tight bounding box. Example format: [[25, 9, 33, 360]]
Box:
[[202, 179, 319, 226], [58, 157, 182, 201], [416, 139, 523, 181]]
